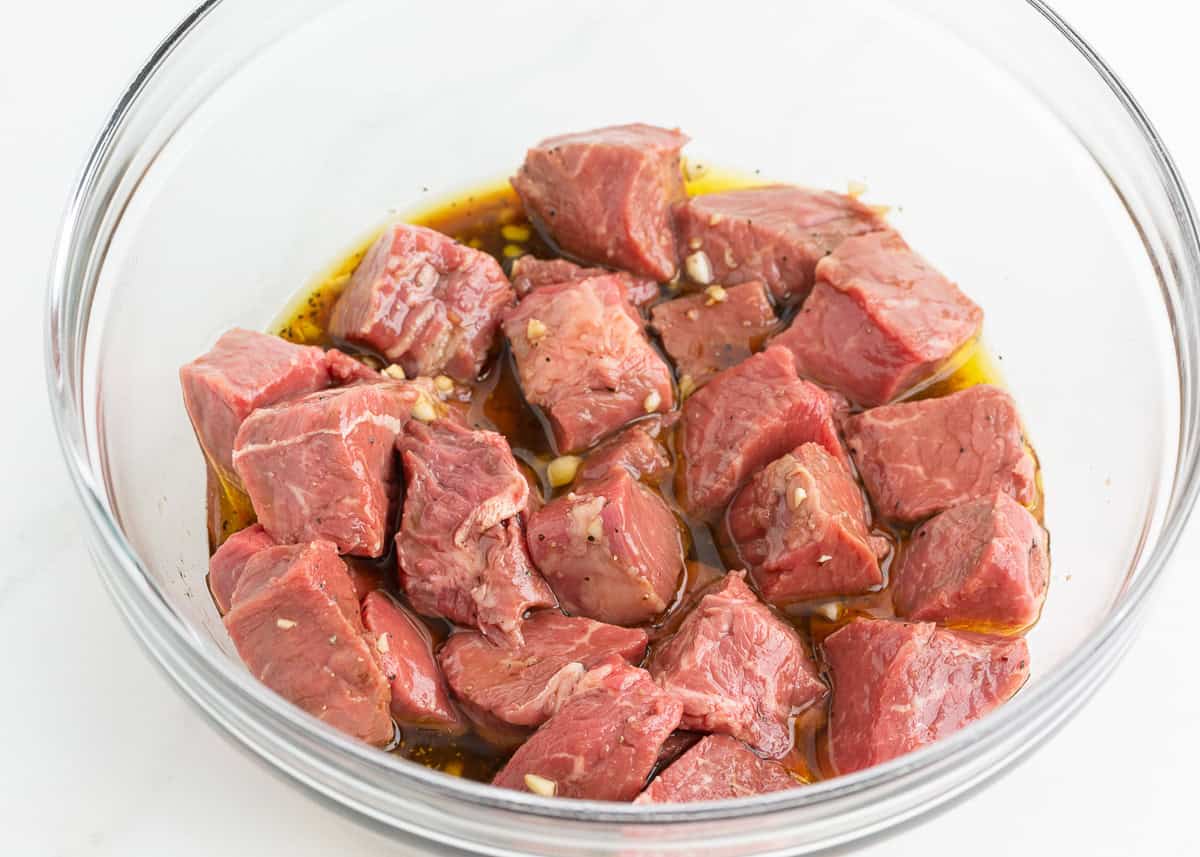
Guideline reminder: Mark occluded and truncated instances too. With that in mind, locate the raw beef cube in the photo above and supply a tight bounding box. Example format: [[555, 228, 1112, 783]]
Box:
[[674, 185, 887, 303], [842, 384, 1037, 524], [823, 618, 1029, 774], [509, 255, 659, 307], [504, 276, 674, 453], [232, 380, 433, 557], [729, 443, 887, 604], [578, 419, 673, 484], [324, 347, 385, 384], [511, 123, 688, 281], [635, 735, 798, 804], [527, 469, 684, 626], [650, 280, 778, 384], [328, 223, 514, 381], [678, 346, 846, 519], [774, 231, 982, 406], [894, 492, 1049, 629], [648, 572, 827, 758], [223, 540, 393, 746], [208, 523, 275, 615], [180, 328, 330, 484], [438, 611, 648, 728], [492, 656, 683, 801], [396, 419, 555, 644]]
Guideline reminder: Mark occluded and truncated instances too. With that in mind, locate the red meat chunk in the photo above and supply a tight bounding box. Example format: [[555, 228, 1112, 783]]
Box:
[[361, 591, 463, 732], [511, 123, 688, 281], [492, 656, 683, 801], [894, 492, 1049, 629], [577, 419, 673, 484], [824, 618, 1029, 774], [223, 540, 393, 746], [208, 523, 275, 615], [504, 276, 674, 453], [509, 255, 659, 307], [527, 469, 683, 626], [396, 419, 555, 644], [774, 231, 982, 406], [678, 346, 846, 519], [842, 384, 1037, 524], [328, 223, 514, 381], [674, 185, 887, 303], [232, 380, 435, 557], [650, 280, 778, 385], [438, 611, 648, 728], [648, 572, 826, 758], [635, 735, 798, 804], [729, 443, 887, 604], [180, 328, 331, 485]]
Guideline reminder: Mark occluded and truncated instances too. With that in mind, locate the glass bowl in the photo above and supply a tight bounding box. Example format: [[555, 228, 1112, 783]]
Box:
[[45, 1, 1200, 854]]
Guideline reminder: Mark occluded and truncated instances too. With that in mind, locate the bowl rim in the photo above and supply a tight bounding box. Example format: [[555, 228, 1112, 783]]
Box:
[[44, 0, 1200, 830]]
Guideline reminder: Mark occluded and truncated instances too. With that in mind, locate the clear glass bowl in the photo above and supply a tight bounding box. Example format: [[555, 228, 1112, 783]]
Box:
[[45, 1, 1200, 854]]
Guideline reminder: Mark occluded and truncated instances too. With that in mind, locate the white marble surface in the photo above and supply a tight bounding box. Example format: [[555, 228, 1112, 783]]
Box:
[[3, 1, 1198, 854]]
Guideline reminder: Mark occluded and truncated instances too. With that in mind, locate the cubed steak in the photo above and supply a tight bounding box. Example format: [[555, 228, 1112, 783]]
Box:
[[509, 255, 659, 307], [728, 443, 887, 604], [438, 611, 648, 728], [180, 328, 331, 485], [774, 231, 982, 406], [635, 735, 798, 804], [678, 346, 846, 519], [361, 591, 464, 732], [222, 540, 393, 746], [208, 523, 275, 615], [894, 492, 1049, 629], [674, 185, 887, 303], [824, 618, 1029, 774], [511, 123, 688, 281], [492, 656, 683, 800], [232, 380, 433, 557], [648, 571, 827, 758], [650, 280, 778, 385], [504, 275, 674, 453], [842, 384, 1037, 524], [328, 223, 514, 381], [396, 419, 555, 644], [527, 469, 684, 625], [577, 419, 673, 484]]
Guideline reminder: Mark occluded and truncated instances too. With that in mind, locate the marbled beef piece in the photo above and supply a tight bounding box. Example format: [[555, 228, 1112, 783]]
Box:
[[635, 735, 798, 804], [678, 346, 846, 519], [232, 380, 436, 557], [774, 231, 982, 407], [823, 618, 1029, 774], [648, 572, 827, 758], [512, 123, 688, 281], [577, 419, 673, 484], [492, 657, 682, 801], [208, 523, 275, 615], [509, 255, 659, 307], [223, 540, 393, 746], [728, 443, 887, 604], [438, 611, 648, 728], [361, 591, 464, 733], [328, 223, 514, 381], [842, 384, 1037, 525], [894, 492, 1049, 629], [504, 275, 674, 453], [674, 185, 887, 303], [180, 328, 331, 486], [650, 280, 778, 386], [396, 419, 555, 644], [527, 469, 683, 626]]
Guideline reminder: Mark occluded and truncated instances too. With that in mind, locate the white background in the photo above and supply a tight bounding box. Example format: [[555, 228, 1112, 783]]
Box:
[[2, 1, 1197, 854]]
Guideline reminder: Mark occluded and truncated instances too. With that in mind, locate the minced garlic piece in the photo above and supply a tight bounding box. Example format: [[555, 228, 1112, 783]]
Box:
[[501, 224, 532, 242], [708, 213, 723, 226], [685, 250, 713, 285], [847, 179, 868, 198], [376, 632, 390, 655], [547, 455, 582, 488], [586, 517, 604, 543], [276, 618, 298, 630], [724, 247, 738, 269], [687, 236, 703, 251], [685, 308, 700, 322], [382, 363, 406, 380], [434, 375, 454, 394], [527, 318, 548, 342], [412, 395, 437, 423], [524, 774, 557, 797], [817, 554, 833, 565], [788, 486, 808, 509], [705, 285, 728, 305], [643, 390, 662, 413], [815, 602, 841, 621]]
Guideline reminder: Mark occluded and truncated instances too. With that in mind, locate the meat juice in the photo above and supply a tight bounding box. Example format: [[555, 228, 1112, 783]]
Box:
[[205, 166, 1043, 784]]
